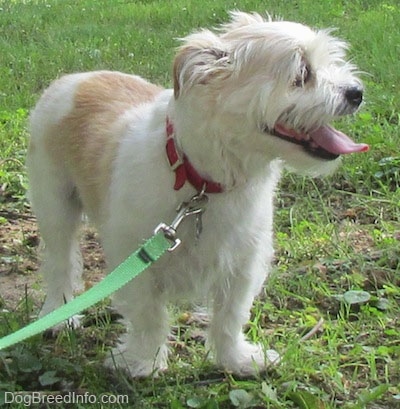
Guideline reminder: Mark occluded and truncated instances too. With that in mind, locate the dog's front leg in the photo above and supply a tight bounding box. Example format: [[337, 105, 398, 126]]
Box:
[[208, 267, 279, 376], [105, 274, 170, 378]]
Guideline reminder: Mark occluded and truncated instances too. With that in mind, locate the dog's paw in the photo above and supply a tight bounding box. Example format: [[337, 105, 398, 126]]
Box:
[[217, 341, 280, 376], [104, 345, 169, 378]]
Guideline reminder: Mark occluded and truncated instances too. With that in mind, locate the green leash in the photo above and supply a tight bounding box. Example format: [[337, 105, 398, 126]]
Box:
[[0, 233, 170, 351], [0, 191, 208, 351]]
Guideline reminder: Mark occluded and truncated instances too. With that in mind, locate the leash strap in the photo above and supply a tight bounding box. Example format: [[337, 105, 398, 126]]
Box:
[[0, 232, 171, 351], [0, 190, 209, 351]]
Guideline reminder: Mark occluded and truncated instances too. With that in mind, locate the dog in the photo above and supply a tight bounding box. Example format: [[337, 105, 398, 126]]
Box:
[[27, 11, 368, 377]]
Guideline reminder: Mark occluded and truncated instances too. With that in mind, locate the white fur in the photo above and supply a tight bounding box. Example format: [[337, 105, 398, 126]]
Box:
[[27, 12, 363, 377]]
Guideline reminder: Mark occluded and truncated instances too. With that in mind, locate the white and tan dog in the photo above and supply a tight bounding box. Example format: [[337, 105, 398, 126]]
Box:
[[27, 11, 368, 377]]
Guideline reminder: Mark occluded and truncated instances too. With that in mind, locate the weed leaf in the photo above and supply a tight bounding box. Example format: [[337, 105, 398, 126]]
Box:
[[261, 382, 279, 403], [170, 399, 185, 409], [357, 384, 389, 405], [229, 389, 253, 407], [287, 390, 325, 409], [186, 397, 204, 408], [16, 350, 42, 373], [39, 370, 61, 387], [375, 297, 390, 311], [343, 290, 371, 305]]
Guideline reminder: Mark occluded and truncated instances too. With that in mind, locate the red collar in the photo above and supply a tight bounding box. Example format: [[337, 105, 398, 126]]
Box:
[[165, 118, 223, 193]]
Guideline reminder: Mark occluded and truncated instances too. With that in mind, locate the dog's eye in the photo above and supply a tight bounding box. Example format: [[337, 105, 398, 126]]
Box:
[[294, 63, 311, 87]]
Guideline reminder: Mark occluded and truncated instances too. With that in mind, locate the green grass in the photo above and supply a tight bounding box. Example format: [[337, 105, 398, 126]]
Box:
[[0, 0, 399, 408]]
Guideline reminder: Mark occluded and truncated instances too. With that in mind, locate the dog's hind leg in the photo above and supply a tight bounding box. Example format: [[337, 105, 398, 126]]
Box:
[[27, 75, 88, 324], [27, 144, 83, 323]]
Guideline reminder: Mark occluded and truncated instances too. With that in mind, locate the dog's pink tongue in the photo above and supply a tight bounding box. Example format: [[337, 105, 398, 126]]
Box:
[[310, 125, 369, 155]]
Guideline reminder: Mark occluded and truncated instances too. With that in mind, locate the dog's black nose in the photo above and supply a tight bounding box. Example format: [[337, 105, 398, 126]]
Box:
[[345, 86, 363, 107]]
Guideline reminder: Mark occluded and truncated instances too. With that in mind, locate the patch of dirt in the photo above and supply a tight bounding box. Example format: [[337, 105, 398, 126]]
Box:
[[0, 207, 106, 311]]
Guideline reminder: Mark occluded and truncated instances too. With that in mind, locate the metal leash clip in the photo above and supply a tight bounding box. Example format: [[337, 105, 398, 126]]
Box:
[[154, 189, 209, 251]]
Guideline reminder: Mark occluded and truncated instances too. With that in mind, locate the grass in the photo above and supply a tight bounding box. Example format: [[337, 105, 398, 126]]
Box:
[[0, 0, 399, 408]]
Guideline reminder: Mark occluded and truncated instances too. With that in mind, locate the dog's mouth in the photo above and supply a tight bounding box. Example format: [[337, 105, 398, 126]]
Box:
[[271, 124, 369, 160]]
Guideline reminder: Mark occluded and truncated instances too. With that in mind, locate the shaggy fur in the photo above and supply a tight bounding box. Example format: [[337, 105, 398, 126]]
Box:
[[27, 11, 367, 377]]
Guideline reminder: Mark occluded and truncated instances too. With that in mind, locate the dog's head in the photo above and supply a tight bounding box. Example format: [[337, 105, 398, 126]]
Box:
[[173, 11, 368, 176]]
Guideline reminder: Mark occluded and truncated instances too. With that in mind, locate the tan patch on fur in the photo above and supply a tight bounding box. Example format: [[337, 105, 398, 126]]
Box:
[[53, 72, 162, 221]]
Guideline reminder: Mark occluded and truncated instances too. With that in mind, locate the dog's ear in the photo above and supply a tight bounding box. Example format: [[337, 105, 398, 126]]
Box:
[[173, 30, 230, 98]]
